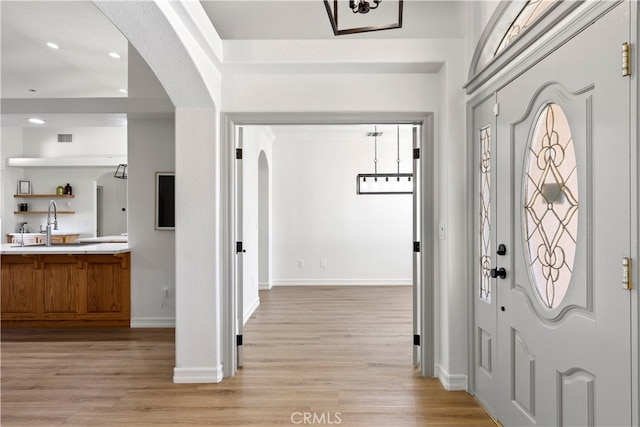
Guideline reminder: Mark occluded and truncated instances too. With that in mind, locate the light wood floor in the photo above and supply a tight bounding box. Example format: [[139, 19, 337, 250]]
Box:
[[1, 286, 494, 426]]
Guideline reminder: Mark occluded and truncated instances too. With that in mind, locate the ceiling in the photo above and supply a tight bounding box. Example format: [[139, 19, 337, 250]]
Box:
[[1, 1, 464, 128], [201, 1, 464, 40]]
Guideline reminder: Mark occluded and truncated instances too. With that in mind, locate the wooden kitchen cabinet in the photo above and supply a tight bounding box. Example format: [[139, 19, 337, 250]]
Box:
[[1, 252, 130, 327]]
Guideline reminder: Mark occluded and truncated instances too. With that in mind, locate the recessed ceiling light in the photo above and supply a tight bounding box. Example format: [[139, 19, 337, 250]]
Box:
[[119, 88, 128, 94], [46, 42, 60, 49], [28, 118, 46, 125], [109, 52, 121, 59]]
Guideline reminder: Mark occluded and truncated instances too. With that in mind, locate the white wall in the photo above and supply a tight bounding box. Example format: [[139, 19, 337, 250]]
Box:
[[271, 125, 413, 286], [1, 128, 25, 236], [127, 44, 177, 327], [464, 1, 501, 72], [22, 127, 126, 157], [258, 151, 270, 288], [223, 73, 438, 113], [241, 126, 274, 323], [127, 117, 176, 327]]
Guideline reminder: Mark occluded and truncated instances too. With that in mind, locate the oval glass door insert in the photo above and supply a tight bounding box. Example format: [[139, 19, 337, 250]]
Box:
[[524, 103, 578, 309]]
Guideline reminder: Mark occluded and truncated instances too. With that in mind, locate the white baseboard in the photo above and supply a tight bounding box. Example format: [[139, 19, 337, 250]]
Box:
[[130, 317, 176, 328], [243, 297, 260, 325], [435, 364, 468, 391], [259, 282, 272, 290], [272, 279, 412, 286], [173, 366, 223, 384]]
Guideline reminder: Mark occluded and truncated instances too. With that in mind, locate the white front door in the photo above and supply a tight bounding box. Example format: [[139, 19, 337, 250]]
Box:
[[472, 93, 499, 417], [493, 3, 632, 425]]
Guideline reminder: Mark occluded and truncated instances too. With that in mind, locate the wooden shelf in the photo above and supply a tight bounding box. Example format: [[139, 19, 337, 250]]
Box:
[[14, 194, 75, 198], [14, 211, 75, 215]]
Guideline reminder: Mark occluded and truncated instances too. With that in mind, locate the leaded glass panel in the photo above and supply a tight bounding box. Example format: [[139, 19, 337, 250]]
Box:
[[480, 125, 491, 303], [495, 0, 554, 56], [524, 103, 578, 309]]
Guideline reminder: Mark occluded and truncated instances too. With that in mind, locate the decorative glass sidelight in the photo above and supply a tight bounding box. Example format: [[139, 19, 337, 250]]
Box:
[[495, 0, 554, 56], [480, 125, 491, 302], [524, 103, 578, 309]]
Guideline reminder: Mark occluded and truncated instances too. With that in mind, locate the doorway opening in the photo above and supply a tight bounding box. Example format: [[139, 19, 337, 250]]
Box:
[[221, 113, 435, 380], [95, 171, 128, 237]]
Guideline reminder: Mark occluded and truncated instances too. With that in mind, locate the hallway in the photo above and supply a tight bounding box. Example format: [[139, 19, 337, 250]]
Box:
[[1, 286, 494, 426]]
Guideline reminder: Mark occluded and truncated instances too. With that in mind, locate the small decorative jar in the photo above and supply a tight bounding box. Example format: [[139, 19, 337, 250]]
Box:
[[64, 183, 72, 195], [56, 185, 64, 195]]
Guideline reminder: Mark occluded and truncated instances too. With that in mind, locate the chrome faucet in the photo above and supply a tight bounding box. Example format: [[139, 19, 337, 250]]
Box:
[[45, 200, 58, 246], [19, 222, 28, 247]]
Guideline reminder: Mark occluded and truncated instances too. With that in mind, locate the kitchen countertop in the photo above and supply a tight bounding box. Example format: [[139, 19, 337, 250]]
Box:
[[78, 235, 128, 243], [1, 242, 130, 255], [6, 232, 80, 236]]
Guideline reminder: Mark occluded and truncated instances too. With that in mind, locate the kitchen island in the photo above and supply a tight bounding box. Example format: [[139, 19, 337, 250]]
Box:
[[1, 243, 130, 328]]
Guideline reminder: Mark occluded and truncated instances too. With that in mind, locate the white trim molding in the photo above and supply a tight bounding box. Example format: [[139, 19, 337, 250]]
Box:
[[130, 317, 176, 328], [259, 282, 273, 290], [273, 279, 412, 286], [435, 364, 467, 391], [243, 298, 260, 325], [173, 366, 223, 384]]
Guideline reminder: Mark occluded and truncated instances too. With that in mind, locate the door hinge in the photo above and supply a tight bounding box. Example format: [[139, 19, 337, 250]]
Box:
[[413, 242, 420, 253], [237, 335, 243, 346], [413, 334, 421, 346], [493, 103, 500, 116], [623, 257, 632, 290], [236, 148, 243, 159], [236, 241, 245, 253], [622, 42, 631, 77], [413, 148, 420, 160]]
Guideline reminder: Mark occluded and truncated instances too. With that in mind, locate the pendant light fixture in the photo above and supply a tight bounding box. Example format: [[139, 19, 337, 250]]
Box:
[[324, 0, 403, 36], [356, 125, 412, 195], [114, 163, 127, 179]]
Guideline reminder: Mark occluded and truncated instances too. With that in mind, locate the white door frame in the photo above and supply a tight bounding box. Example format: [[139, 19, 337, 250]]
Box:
[[220, 112, 435, 379]]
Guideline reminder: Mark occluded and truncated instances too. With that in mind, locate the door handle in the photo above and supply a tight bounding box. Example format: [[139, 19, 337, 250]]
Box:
[[490, 267, 507, 279]]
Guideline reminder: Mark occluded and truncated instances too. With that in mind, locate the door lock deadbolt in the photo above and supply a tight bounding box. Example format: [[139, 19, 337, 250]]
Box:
[[490, 267, 507, 279], [497, 244, 507, 256]]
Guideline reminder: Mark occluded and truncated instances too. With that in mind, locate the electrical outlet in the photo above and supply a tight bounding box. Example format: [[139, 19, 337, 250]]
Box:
[[162, 287, 169, 298], [320, 260, 327, 268], [298, 260, 305, 268]]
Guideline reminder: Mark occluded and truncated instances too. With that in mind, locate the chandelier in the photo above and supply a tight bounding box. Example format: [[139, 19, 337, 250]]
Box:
[[324, 0, 403, 36], [356, 126, 413, 195], [350, 0, 380, 14]]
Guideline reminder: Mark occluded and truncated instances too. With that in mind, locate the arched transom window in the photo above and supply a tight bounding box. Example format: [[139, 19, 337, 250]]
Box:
[[495, 0, 555, 56]]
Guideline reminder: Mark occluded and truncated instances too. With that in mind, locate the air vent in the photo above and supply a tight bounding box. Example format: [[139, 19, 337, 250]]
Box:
[[57, 134, 73, 143]]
